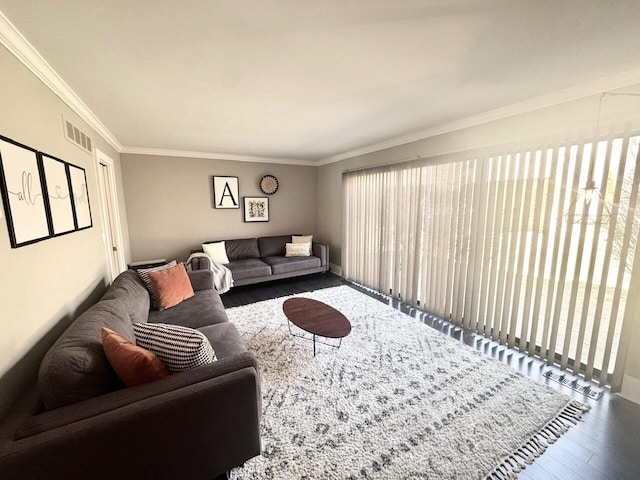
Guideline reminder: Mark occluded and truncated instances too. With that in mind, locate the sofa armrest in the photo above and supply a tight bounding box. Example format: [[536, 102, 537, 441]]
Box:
[[312, 242, 329, 268], [1, 353, 261, 480], [189, 253, 212, 272], [188, 269, 213, 291]]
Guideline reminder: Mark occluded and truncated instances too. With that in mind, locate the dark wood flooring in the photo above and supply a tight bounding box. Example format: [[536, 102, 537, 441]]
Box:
[[220, 272, 347, 308], [221, 272, 640, 480]]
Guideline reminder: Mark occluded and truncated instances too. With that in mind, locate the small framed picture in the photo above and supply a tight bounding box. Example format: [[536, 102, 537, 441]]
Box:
[[243, 196, 269, 222], [41, 153, 74, 235], [213, 176, 240, 209], [68, 164, 92, 230]]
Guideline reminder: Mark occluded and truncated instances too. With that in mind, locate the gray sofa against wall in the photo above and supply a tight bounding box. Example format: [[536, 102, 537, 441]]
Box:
[[192, 235, 329, 287], [0, 269, 261, 480]]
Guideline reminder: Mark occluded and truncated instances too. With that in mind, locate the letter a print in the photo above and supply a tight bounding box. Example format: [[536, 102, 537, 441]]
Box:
[[213, 176, 239, 208]]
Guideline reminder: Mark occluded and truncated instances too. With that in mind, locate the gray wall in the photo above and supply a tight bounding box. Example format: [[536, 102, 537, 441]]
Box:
[[121, 154, 317, 262], [0, 45, 130, 417]]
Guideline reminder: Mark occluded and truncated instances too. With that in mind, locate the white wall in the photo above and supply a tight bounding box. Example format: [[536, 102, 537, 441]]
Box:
[[0, 45, 130, 417]]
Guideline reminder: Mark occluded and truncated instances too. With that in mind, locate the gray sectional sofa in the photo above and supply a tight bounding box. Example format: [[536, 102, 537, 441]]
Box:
[[0, 268, 261, 480], [192, 234, 329, 287]]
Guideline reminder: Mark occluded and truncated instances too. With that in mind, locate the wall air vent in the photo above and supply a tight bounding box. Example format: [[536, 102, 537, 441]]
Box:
[[63, 117, 93, 154]]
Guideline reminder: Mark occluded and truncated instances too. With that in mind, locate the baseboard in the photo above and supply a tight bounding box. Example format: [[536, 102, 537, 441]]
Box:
[[619, 374, 640, 405], [329, 263, 342, 276]]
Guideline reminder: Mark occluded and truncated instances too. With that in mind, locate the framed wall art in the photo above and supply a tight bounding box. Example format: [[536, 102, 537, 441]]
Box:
[[68, 164, 92, 230], [243, 196, 269, 222], [0, 133, 95, 248], [259, 174, 279, 195], [0, 136, 51, 247], [213, 176, 240, 209], [42, 153, 75, 235]]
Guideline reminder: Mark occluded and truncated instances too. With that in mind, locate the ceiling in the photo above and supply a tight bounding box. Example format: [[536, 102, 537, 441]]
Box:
[[1, 0, 640, 163]]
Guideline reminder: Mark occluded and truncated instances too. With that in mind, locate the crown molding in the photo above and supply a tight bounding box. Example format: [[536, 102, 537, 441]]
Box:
[[0, 11, 122, 152], [4, 5, 640, 167], [317, 67, 640, 166], [120, 146, 317, 166]]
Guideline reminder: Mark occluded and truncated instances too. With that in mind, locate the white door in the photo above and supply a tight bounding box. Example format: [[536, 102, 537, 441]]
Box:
[[95, 149, 126, 280]]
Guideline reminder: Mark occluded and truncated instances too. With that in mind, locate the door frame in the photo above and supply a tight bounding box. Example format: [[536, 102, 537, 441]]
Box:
[[95, 148, 126, 280]]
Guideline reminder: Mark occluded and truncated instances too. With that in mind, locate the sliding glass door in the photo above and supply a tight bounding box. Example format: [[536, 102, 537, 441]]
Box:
[[343, 134, 640, 388]]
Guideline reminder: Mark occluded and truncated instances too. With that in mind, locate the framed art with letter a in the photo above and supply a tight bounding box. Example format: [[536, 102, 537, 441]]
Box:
[[213, 176, 239, 209]]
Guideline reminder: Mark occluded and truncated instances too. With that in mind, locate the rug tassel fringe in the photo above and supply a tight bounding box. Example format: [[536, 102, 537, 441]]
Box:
[[486, 400, 589, 479]]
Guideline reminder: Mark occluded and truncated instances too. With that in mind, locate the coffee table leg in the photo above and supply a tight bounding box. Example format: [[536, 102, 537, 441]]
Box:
[[313, 334, 316, 356]]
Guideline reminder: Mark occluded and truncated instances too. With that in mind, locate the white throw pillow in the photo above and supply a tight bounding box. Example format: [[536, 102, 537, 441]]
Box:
[[286, 242, 312, 257], [202, 241, 230, 265], [133, 322, 217, 373], [292, 235, 313, 255]]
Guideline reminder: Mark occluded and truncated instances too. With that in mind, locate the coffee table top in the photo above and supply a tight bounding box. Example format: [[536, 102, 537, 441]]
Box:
[[283, 298, 351, 339]]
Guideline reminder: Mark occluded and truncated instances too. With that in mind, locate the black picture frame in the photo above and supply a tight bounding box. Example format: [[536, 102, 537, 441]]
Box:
[[41, 153, 75, 236], [68, 164, 93, 230], [0, 135, 51, 247], [213, 176, 240, 209], [243, 196, 269, 222]]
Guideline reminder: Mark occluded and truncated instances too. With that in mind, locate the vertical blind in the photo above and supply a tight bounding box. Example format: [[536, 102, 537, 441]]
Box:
[[343, 133, 640, 389]]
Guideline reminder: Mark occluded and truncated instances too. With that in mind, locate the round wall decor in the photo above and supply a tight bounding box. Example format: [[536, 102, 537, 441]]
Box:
[[260, 175, 279, 195]]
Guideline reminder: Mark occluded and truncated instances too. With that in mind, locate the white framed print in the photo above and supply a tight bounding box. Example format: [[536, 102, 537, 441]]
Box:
[[42, 153, 75, 235], [0, 136, 51, 247], [213, 176, 240, 209], [68, 164, 92, 230], [243, 196, 269, 222]]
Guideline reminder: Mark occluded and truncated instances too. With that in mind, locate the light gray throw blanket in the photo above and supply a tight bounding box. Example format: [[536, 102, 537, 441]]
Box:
[[186, 252, 234, 294]]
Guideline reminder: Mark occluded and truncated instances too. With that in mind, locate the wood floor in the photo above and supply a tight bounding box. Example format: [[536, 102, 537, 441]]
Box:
[[221, 273, 640, 480]]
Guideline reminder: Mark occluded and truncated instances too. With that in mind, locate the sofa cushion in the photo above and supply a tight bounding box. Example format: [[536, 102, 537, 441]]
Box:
[[227, 258, 272, 280], [262, 255, 321, 275], [100, 270, 150, 323], [102, 327, 169, 386], [39, 299, 135, 410], [198, 322, 248, 359], [133, 323, 217, 373], [258, 235, 292, 257], [225, 238, 260, 261], [148, 263, 194, 310], [148, 288, 228, 328]]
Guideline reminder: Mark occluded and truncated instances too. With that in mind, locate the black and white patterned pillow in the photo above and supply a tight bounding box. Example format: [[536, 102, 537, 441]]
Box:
[[133, 322, 217, 373], [137, 261, 177, 309]]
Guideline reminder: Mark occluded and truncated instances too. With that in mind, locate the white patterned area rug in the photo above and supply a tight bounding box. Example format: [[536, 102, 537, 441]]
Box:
[[226, 285, 589, 480]]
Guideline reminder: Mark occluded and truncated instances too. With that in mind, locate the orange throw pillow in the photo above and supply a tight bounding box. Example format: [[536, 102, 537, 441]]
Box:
[[147, 262, 195, 310], [101, 327, 169, 386]]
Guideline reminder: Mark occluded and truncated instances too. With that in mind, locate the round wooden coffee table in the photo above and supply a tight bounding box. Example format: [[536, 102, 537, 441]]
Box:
[[283, 298, 351, 356]]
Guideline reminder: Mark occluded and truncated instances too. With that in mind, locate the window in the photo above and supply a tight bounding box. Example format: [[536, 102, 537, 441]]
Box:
[[343, 134, 640, 388]]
